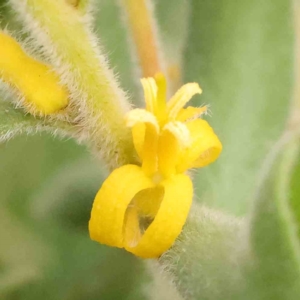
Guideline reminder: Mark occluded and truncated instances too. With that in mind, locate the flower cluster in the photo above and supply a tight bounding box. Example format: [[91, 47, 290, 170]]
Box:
[[89, 74, 222, 258]]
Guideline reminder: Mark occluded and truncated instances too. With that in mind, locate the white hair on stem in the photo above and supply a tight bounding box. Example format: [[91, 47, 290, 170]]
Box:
[[9, 0, 136, 170]]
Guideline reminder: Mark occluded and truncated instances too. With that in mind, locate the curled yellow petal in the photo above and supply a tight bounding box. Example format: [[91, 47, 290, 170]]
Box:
[[177, 119, 222, 172], [125, 108, 159, 131], [89, 166, 193, 258], [124, 187, 164, 246], [123, 206, 141, 248], [158, 122, 190, 178], [89, 165, 154, 248], [0, 32, 68, 115], [167, 83, 202, 120], [124, 174, 193, 258], [134, 186, 164, 217], [125, 109, 159, 174], [131, 123, 145, 159], [125, 108, 159, 158], [158, 131, 178, 178]]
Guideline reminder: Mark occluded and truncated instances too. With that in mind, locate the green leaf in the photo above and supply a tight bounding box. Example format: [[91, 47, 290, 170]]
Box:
[[249, 134, 300, 300], [0, 135, 147, 300], [0, 207, 50, 295], [30, 158, 105, 230], [0, 100, 74, 143], [0, 100, 47, 142], [185, 0, 294, 215]]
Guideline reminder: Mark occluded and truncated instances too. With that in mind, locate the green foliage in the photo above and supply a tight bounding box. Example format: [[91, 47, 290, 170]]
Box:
[[0, 136, 147, 300], [0, 100, 41, 142], [185, 0, 294, 215], [290, 142, 300, 238], [30, 158, 104, 230], [158, 1, 300, 300], [159, 135, 300, 300], [0, 100, 73, 143], [248, 135, 300, 300], [0, 207, 49, 295], [1, 0, 300, 300], [0, 1, 150, 298]]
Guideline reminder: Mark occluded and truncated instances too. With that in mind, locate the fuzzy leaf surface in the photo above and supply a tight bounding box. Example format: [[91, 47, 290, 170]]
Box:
[[0, 100, 73, 143], [249, 135, 300, 300], [185, 0, 294, 214]]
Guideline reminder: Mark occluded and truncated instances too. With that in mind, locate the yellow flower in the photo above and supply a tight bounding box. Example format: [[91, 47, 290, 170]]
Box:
[[0, 32, 68, 115], [89, 74, 222, 258]]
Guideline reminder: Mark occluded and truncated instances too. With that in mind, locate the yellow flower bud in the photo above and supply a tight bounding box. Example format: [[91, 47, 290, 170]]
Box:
[[0, 32, 69, 115]]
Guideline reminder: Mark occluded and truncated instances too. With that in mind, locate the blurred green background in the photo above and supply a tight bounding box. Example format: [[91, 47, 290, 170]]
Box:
[[0, 1, 150, 299], [0, 0, 294, 299], [0, 0, 192, 297]]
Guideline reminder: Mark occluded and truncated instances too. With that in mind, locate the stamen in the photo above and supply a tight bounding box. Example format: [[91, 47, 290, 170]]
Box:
[[125, 109, 159, 131], [154, 72, 167, 122], [167, 83, 202, 120], [141, 77, 158, 113]]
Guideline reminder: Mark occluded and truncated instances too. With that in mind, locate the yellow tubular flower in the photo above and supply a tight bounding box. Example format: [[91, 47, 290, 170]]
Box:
[[89, 73, 222, 258], [0, 32, 68, 115]]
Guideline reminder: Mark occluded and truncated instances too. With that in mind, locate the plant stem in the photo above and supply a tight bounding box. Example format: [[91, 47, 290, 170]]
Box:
[[158, 204, 246, 300], [121, 0, 164, 77], [11, 0, 136, 170]]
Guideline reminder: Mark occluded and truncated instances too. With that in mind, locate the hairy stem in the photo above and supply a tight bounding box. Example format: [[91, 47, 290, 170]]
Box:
[[158, 204, 246, 300], [10, 0, 136, 170]]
